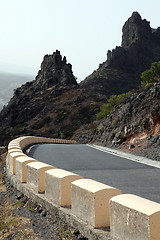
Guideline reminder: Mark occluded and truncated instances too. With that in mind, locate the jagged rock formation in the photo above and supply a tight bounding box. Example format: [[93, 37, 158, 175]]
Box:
[[0, 51, 102, 144], [121, 11, 152, 48], [14, 50, 78, 98], [0, 12, 160, 148], [80, 12, 160, 97], [34, 50, 77, 89]]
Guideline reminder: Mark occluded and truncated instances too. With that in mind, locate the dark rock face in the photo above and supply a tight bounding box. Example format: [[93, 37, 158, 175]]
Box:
[[92, 82, 160, 147], [1, 12, 160, 147], [35, 50, 77, 89], [0, 51, 103, 145], [80, 12, 160, 97], [147, 135, 160, 147], [121, 12, 152, 48]]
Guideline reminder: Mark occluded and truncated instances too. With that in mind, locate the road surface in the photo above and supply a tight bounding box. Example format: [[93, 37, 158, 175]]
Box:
[[28, 143, 160, 203]]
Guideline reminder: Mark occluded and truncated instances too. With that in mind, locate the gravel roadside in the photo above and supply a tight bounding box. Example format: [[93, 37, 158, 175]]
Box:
[[0, 151, 86, 240]]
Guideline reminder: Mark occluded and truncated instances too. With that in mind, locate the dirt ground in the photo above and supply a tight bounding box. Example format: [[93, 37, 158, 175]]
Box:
[[0, 151, 86, 240]]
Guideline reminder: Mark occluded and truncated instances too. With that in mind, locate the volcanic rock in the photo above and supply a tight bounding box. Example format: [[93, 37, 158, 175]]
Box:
[[0, 12, 160, 147], [34, 50, 77, 89], [0, 51, 102, 145], [80, 12, 160, 97]]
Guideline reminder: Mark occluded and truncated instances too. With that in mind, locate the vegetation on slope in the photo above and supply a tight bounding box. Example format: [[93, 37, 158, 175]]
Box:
[[96, 92, 131, 119], [96, 60, 160, 120], [141, 61, 160, 86]]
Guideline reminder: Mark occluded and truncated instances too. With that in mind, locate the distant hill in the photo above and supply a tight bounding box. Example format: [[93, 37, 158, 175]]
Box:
[[0, 72, 34, 110]]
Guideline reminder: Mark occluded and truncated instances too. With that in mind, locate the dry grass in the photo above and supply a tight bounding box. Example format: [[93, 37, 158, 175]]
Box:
[[0, 203, 38, 239], [0, 153, 44, 240], [0, 152, 77, 240]]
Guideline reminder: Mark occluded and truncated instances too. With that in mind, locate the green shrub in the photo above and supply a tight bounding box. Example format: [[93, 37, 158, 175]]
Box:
[[141, 61, 160, 86], [96, 92, 131, 119]]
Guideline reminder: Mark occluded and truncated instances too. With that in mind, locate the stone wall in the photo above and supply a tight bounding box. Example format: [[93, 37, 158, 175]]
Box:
[[6, 136, 160, 240]]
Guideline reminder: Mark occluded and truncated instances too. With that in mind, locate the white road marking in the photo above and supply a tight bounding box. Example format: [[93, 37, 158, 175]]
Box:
[[87, 144, 160, 169]]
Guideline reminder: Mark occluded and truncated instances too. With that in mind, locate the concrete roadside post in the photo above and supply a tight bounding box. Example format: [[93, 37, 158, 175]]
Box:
[[71, 178, 122, 228], [110, 194, 160, 240], [45, 168, 83, 207]]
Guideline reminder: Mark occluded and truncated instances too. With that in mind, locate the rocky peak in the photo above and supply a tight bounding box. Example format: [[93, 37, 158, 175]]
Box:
[[80, 12, 160, 97], [121, 11, 152, 48], [35, 50, 77, 89]]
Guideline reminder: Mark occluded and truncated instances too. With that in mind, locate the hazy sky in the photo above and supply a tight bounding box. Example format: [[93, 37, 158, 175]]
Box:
[[0, 0, 160, 82]]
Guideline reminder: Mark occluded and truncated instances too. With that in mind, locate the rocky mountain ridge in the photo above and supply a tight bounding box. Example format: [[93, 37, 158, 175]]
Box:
[[0, 11, 160, 154], [80, 12, 160, 97], [0, 50, 103, 144]]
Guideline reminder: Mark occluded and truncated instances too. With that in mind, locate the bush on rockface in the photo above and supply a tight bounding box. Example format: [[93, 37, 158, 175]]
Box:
[[141, 61, 160, 86], [96, 92, 131, 119]]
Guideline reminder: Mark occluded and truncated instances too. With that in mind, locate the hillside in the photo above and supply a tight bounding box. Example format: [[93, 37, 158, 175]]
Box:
[[0, 12, 160, 151], [0, 50, 103, 144], [97, 82, 159, 158]]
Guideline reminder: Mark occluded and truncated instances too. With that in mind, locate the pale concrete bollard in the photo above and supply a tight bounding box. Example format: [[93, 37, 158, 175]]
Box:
[[9, 152, 26, 174], [8, 149, 23, 170], [71, 179, 121, 228], [110, 194, 160, 240], [45, 169, 83, 207], [26, 162, 55, 193], [15, 156, 37, 183], [8, 149, 22, 154], [8, 139, 21, 147], [8, 145, 21, 150]]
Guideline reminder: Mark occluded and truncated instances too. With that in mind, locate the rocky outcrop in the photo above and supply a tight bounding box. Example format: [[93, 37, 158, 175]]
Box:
[[0, 51, 102, 145], [34, 50, 77, 89], [80, 12, 160, 97], [0, 12, 160, 148], [92, 81, 160, 148], [13, 50, 78, 99], [121, 11, 152, 48]]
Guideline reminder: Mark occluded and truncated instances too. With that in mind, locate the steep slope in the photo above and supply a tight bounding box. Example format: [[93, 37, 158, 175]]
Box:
[[80, 12, 160, 97], [93, 82, 160, 144], [0, 50, 103, 144], [73, 80, 160, 160], [0, 12, 160, 146]]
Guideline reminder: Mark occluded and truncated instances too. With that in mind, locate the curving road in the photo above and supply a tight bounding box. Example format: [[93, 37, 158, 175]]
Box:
[[28, 143, 160, 203]]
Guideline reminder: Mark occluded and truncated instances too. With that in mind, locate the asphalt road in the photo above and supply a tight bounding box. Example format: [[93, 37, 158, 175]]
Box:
[[28, 143, 160, 203]]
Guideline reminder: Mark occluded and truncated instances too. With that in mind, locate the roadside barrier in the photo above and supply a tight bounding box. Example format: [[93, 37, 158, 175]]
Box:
[[71, 178, 121, 228], [45, 168, 83, 207], [16, 156, 37, 183], [26, 161, 55, 193], [6, 136, 160, 240], [9, 152, 26, 174], [110, 194, 160, 240]]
